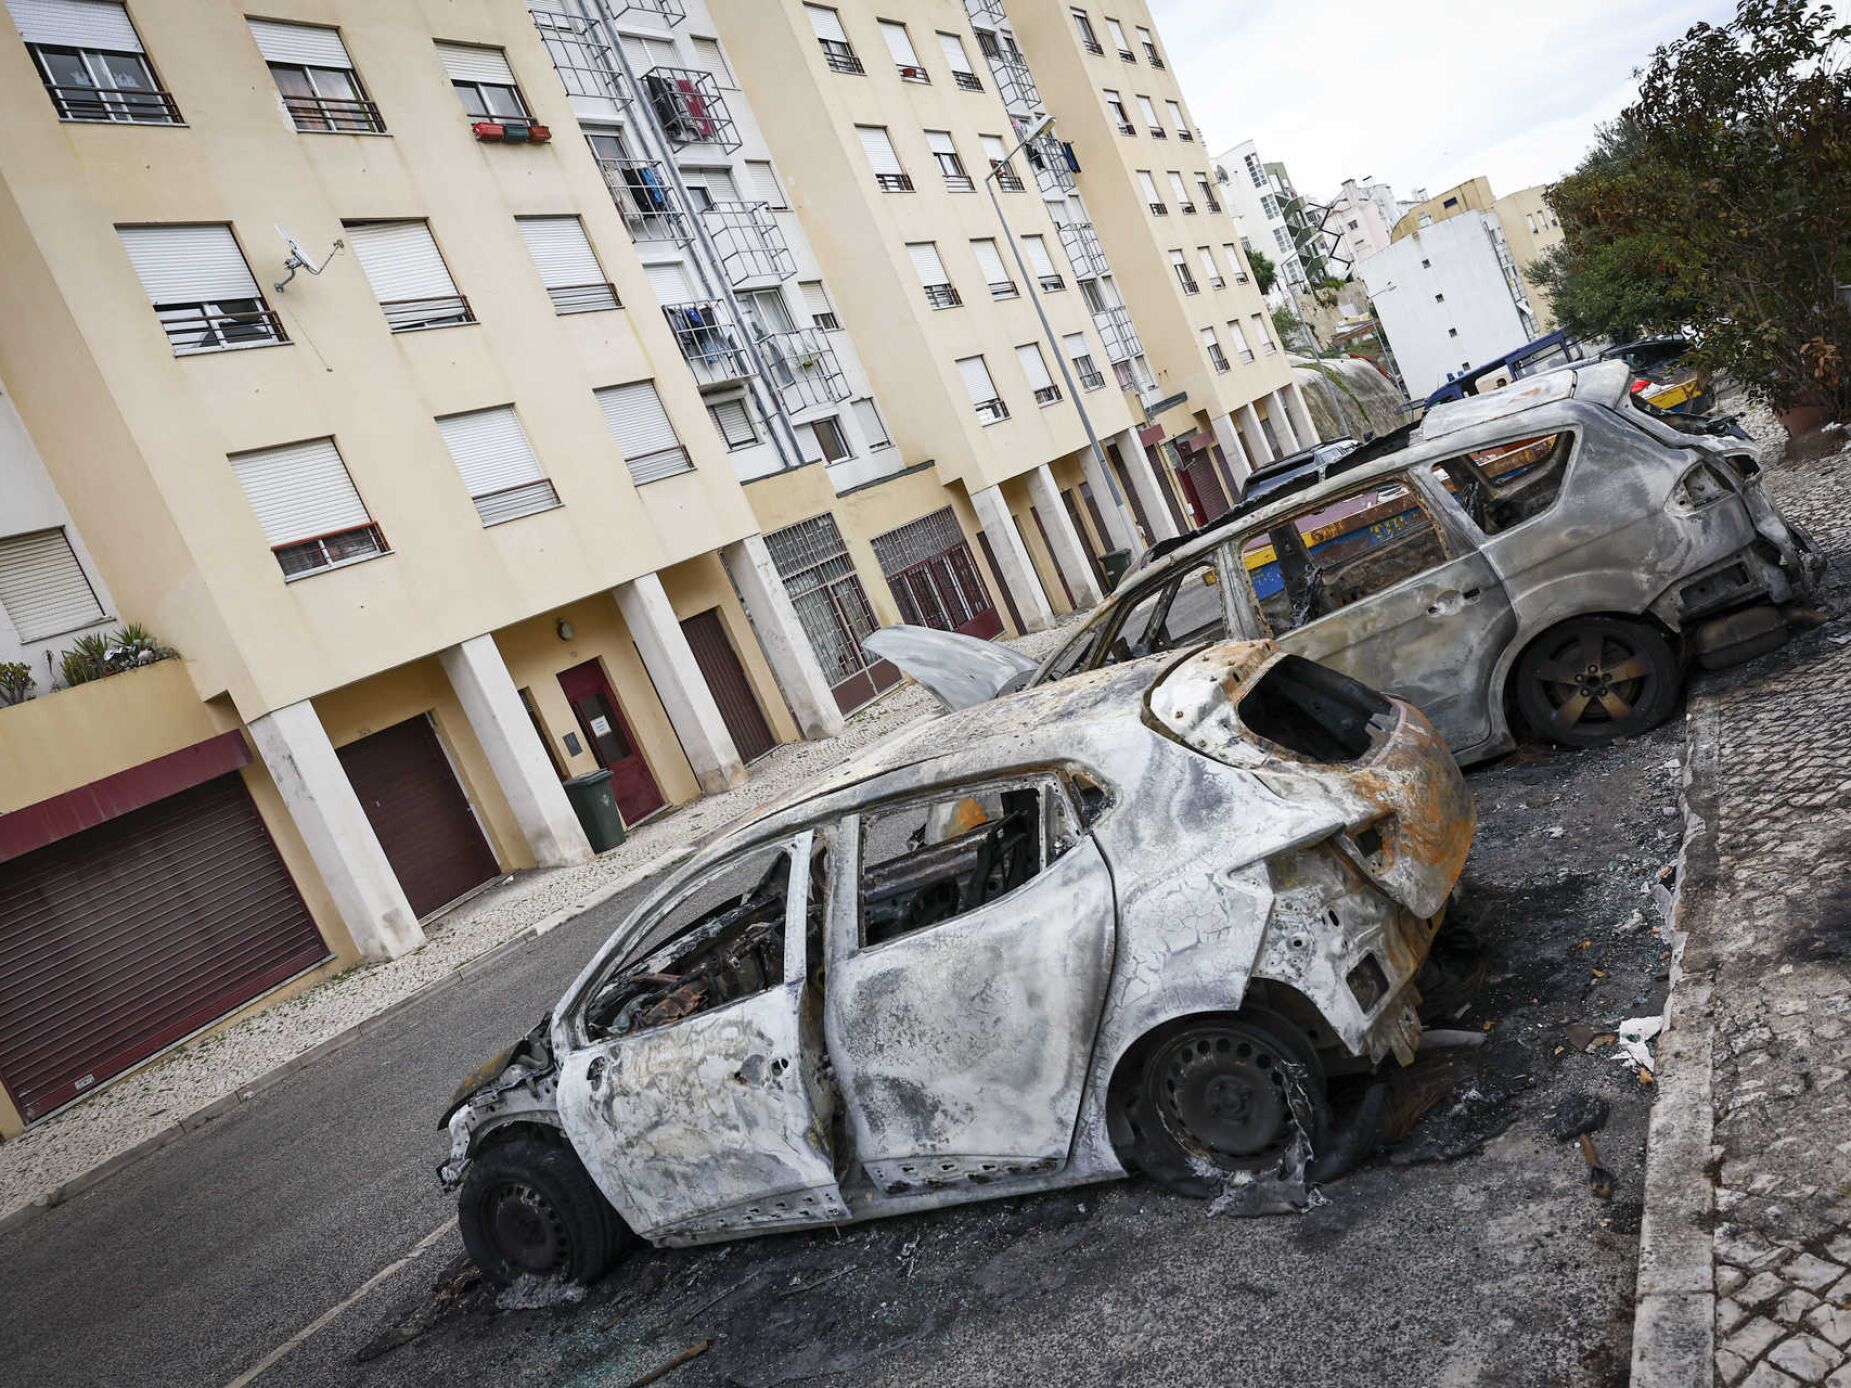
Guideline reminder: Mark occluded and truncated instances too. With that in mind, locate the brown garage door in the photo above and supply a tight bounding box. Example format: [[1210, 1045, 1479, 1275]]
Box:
[[680, 608, 776, 763], [337, 716, 500, 919], [0, 774, 328, 1124]]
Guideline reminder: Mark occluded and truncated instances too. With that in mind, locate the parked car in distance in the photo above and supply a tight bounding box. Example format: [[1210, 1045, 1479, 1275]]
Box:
[[872, 360, 1824, 763], [438, 641, 1473, 1284], [1599, 334, 1712, 414]]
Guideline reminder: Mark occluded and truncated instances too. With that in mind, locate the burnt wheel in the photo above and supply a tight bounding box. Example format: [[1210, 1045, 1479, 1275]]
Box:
[[1514, 616, 1681, 748], [1129, 1017, 1328, 1197], [458, 1137, 629, 1286]]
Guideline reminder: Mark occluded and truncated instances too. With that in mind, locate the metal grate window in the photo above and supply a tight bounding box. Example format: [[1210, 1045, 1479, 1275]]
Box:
[[764, 514, 882, 685]]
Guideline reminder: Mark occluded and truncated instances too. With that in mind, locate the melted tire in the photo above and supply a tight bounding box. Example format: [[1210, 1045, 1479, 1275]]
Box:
[[458, 1136, 629, 1286]]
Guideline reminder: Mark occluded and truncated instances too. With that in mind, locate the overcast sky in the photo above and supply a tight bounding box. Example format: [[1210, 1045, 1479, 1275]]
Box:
[[1148, 0, 1737, 202]]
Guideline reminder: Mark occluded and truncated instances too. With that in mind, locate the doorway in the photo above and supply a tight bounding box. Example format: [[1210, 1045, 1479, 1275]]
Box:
[[557, 660, 666, 825]]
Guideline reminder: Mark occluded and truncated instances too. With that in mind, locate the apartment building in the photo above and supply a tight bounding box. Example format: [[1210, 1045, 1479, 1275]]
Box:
[[1390, 176, 1565, 331], [0, 0, 849, 1136], [1330, 175, 1398, 266], [1213, 137, 1305, 294]]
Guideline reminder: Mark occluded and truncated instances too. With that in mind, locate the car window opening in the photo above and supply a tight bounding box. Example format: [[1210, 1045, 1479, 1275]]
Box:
[[1236, 653, 1391, 762], [1429, 432, 1571, 535], [860, 784, 1049, 947]]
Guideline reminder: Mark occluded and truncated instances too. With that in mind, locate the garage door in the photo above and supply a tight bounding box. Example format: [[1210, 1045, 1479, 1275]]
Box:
[[337, 715, 500, 919], [680, 608, 776, 763], [0, 774, 328, 1124]]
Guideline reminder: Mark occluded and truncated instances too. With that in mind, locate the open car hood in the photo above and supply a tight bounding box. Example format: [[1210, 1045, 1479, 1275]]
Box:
[[861, 625, 1040, 712]]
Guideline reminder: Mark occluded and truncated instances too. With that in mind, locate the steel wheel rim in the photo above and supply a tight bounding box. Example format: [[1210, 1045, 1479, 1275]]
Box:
[[1153, 1028, 1296, 1168], [487, 1178, 569, 1275], [1530, 628, 1655, 733]]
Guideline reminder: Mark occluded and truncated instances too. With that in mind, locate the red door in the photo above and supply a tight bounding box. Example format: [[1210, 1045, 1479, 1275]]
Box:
[[557, 660, 665, 826], [679, 609, 776, 763]]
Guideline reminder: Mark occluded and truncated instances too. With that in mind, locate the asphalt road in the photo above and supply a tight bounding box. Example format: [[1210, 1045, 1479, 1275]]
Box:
[[0, 723, 1688, 1388]]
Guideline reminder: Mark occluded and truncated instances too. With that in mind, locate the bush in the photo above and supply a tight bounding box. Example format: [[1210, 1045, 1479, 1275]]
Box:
[[58, 625, 177, 688], [0, 661, 33, 707]]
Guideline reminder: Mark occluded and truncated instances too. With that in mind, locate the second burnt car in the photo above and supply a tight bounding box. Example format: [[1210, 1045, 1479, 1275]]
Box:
[[439, 641, 1471, 1284], [874, 359, 1824, 761]]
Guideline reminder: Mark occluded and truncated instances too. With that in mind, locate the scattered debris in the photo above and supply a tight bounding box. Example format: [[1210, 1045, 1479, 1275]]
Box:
[[494, 1275, 585, 1313], [626, 1338, 712, 1388], [1576, 1133, 1615, 1200], [1612, 1016, 1663, 1071], [1418, 1029, 1488, 1051], [1547, 1093, 1610, 1143]]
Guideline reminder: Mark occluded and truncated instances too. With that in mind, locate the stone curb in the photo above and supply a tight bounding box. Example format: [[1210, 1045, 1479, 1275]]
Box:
[[0, 842, 696, 1242], [1631, 695, 1724, 1387]]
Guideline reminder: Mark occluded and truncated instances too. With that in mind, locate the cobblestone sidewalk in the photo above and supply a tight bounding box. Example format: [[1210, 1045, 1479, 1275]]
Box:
[[1674, 436, 1851, 1387]]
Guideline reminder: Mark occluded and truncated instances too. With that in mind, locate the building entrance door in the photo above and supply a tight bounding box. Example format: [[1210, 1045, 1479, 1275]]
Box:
[[557, 660, 665, 825]]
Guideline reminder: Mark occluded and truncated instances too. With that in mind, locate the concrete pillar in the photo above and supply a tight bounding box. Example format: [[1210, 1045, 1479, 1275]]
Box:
[[1211, 413, 1253, 498], [971, 483, 1054, 633], [722, 534, 846, 740], [1269, 389, 1303, 453], [613, 573, 747, 795], [1025, 464, 1104, 609], [1112, 428, 1180, 541], [440, 634, 591, 867], [1287, 380, 1320, 446], [1079, 445, 1137, 553], [1240, 402, 1277, 465], [248, 702, 423, 961]]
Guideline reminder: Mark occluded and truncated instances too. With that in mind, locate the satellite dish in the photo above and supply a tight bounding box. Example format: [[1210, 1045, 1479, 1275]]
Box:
[[271, 223, 343, 292]]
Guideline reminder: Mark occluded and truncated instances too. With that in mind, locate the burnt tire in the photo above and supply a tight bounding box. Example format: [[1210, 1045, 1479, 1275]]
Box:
[[458, 1136, 629, 1286], [1514, 616, 1682, 748], [1124, 1015, 1329, 1198]]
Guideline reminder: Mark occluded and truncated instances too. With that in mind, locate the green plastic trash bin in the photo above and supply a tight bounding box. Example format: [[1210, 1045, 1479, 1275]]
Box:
[[1100, 548, 1133, 591], [563, 769, 626, 852]]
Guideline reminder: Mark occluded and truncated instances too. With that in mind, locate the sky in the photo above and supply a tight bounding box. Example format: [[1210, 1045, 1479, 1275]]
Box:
[[1148, 0, 1738, 202]]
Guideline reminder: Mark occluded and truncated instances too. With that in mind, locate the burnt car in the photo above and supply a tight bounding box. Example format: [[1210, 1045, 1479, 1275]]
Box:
[[439, 641, 1471, 1284], [876, 360, 1824, 761]]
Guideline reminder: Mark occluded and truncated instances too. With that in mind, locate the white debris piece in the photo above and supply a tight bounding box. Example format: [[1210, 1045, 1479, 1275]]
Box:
[[1614, 1015, 1664, 1071]]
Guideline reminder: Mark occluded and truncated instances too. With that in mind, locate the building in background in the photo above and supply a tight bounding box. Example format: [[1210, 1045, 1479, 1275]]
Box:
[[1211, 137, 1312, 296], [1329, 175, 1398, 266], [1390, 176, 1564, 329]]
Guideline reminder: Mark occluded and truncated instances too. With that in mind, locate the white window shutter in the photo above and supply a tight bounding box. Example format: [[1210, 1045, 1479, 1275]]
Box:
[[1061, 331, 1088, 359], [516, 216, 603, 287], [1015, 343, 1052, 390], [801, 280, 833, 317], [643, 261, 693, 304], [596, 381, 692, 483], [1139, 96, 1160, 127], [247, 19, 352, 69], [745, 160, 785, 207], [1170, 172, 1190, 203], [937, 32, 972, 73], [0, 528, 105, 641], [906, 242, 947, 286], [1228, 319, 1250, 352], [1198, 246, 1219, 279], [956, 354, 996, 405], [435, 406, 558, 523], [878, 20, 918, 66], [1023, 235, 1056, 277], [117, 225, 259, 304], [5, 0, 140, 50], [851, 397, 889, 448], [980, 134, 1007, 164], [856, 125, 902, 176], [435, 41, 515, 86], [229, 438, 372, 548], [344, 222, 457, 302], [1137, 171, 1160, 202], [971, 239, 1008, 284], [804, 4, 847, 43], [925, 129, 956, 157], [1166, 99, 1185, 128]]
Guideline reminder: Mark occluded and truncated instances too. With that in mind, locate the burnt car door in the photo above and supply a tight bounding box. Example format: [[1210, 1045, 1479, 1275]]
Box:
[[824, 773, 1115, 1195], [553, 831, 848, 1242], [1233, 471, 1518, 752]]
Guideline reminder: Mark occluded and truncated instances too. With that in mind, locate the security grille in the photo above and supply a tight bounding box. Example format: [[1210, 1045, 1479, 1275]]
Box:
[[763, 515, 883, 688], [529, 9, 629, 114], [871, 509, 998, 638], [701, 201, 795, 288], [643, 66, 739, 152]]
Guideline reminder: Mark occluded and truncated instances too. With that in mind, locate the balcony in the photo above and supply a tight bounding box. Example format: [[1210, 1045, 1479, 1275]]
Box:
[[661, 300, 753, 384], [701, 201, 795, 288], [1092, 304, 1143, 363], [1056, 220, 1107, 278], [922, 282, 962, 309], [818, 39, 864, 74], [600, 158, 690, 244], [643, 67, 740, 153], [44, 83, 181, 124], [531, 10, 629, 114], [985, 53, 1040, 111], [964, 0, 1008, 25], [759, 328, 851, 413], [615, 0, 685, 21], [1025, 134, 1075, 194]]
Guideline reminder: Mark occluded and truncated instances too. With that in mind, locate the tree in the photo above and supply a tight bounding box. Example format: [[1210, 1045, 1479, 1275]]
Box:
[[1539, 0, 1851, 415], [1247, 247, 1277, 297]]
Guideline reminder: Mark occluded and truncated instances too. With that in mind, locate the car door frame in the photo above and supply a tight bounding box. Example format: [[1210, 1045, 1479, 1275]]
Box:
[[1068, 544, 1250, 677]]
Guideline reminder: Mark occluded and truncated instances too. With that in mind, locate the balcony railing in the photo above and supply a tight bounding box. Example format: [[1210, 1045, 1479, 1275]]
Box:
[[1092, 304, 1142, 363], [615, 0, 685, 22], [700, 201, 795, 287], [1037, 273, 1065, 292], [547, 282, 621, 314], [1200, 193, 1221, 212], [1117, 46, 1136, 62], [1081, 36, 1103, 55], [643, 68, 739, 152], [986, 278, 1019, 300], [661, 300, 753, 384], [1025, 134, 1075, 194], [599, 158, 689, 244], [972, 396, 1009, 424], [1033, 384, 1062, 405], [943, 172, 975, 192], [985, 52, 1040, 110], [379, 294, 474, 332], [1175, 271, 1199, 294], [1144, 44, 1165, 67], [758, 328, 851, 413], [1075, 358, 1105, 391], [1149, 126, 1167, 140], [1148, 201, 1169, 216], [952, 69, 983, 92], [1115, 118, 1135, 136], [1056, 220, 1107, 279], [1178, 200, 1197, 215], [275, 523, 387, 579], [897, 62, 930, 84], [1178, 128, 1195, 142], [1207, 275, 1226, 290], [282, 94, 386, 134], [990, 161, 1025, 193], [1207, 346, 1229, 373], [818, 39, 864, 74], [157, 304, 288, 354], [875, 172, 915, 192], [923, 283, 962, 309], [964, 0, 1008, 25], [44, 83, 181, 124]]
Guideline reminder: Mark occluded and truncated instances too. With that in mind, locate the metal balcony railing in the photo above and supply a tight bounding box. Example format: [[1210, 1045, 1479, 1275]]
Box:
[[615, 0, 684, 22], [1144, 43, 1165, 67], [758, 328, 851, 413], [1092, 304, 1142, 364], [599, 159, 690, 244], [1175, 269, 1199, 294], [985, 52, 1040, 111], [43, 83, 180, 124], [818, 39, 864, 74], [157, 304, 288, 354], [874, 172, 915, 193], [1056, 220, 1107, 279], [990, 160, 1025, 193], [964, 0, 1008, 26], [1149, 126, 1167, 140], [700, 201, 795, 287], [1074, 357, 1105, 391], [922, 283, 962, 309], [643, 67, 739, 153], [379, 294, 474, 332], [1207, 345, 1229, 373], [531, 10, 630, 112], [661, 300, 753, 384], [972, 396, 1010, 424], [1025, 134, 1075, 194], [1177, 199, 1197, 215], [952, 69, 983, 92], [1033, 384, 1062, 405], [282, 94, 386, 134]]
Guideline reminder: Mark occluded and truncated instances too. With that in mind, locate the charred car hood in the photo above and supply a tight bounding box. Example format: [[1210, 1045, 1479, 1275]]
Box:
[[862, 625, 1041, 711], [439, 1016, 554, 1129]]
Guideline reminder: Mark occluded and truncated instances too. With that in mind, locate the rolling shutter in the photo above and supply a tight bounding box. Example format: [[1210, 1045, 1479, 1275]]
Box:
[[1023, 235, 1057, 278], [1015, 343, 1052, 391], [643, 261, 692, 305], [804, 4, 847, 43], [435, 41, 515, 86], [1061, 331, 1090, 361], [516, 216, 604, 287], [980, 134, 1008, 165], [800, 279, 834, 320], [1136, 171, 1161, 203], [247, 18, 351, 68], [343, 221, 457, 302], [1138, 96, 1160, 128], [879, 20, 919, 66], [708, 397, 756, 449], [906, 241, 947, 287], [1169, 171, 1191, 204], [229, 438, 371, 547], [936, 31, 972, 74], [596, 381, 692, 484], [971, 239, 1009, 284], [118, 225, 259, 305], [856, 126, 902, 177], [434, 406, 558, 524], [925, 129, 957, 158], [0, 529, 104, 641], [744, 160, 785, 208], [5, 0, 140, 50], [956, 354, 997, 405], [1198, 246, 1220, 281], [1166, 99, 1185, 130], [852, 397, 889, 449]]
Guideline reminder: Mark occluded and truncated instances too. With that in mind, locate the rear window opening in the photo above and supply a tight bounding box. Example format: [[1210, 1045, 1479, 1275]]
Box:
[[1237, 654, 1392, 762]]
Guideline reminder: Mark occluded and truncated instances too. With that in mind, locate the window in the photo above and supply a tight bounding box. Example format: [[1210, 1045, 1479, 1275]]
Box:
[[1197, 246, 1223, 290], [344, 221, 471, 331], [1062, 331, 1104, 390], [1434, 292, 1445, 303], [1261, 192, 1280, 219], [1165, 100, 1188, 139], [1245, 152, 1264, 187], [0, 528, 105, 640], [229, 437, 385, 578], [436, 41, 529, 120], [249, 20, 381, 133], [879, 19, 927, 80], [937, 31, 981, 90], [1442, 195, 1459, 209], [117, 224, 284, 354], [12, 0, 178, 123], [801, 279, 840, 331], [871, 507, 995, 636], [1429, 433, 1573, 535], [1169, 249, 1199, 294], [1138, 95, 1163, 138], [690, 37, 734, 88], [1253, 313, 1276, 352], [1105, 16, 1134, 59], [1138, 25, 1163, 66], [1200, 325, 1227, 371], [857, 777, 1073, 947], [852, 397, 891, 451], [1112, 358, 1136, 391], [1196, 173, 1219, 211], [764, 514, 884, 689], [856, 124, 912, 191], [598, 381, 693, 483], [803, 416, 853, 465], [1071, 9, 1102, 53], [517, 215, 618, 313], [926, 130, 972, 191], [1169, 170, 1195, 213], [957, 354, 1008, 424], [1228, 318, 1253, 362], [1088, 559, 1225, 671], [1137, 170, 1165, 214], [706, 396, 758, 452], [1016, 342, 1060, 405], [1022, 234, 1063, 291], [981, 133, 1023, 190], [1103, 89, 1133, 134], [806, 5, 863, 74], [435, 406, 561, 525], [1240, 478, 1451, 635], [971, 238, 1017, 299], [1226, 243, 1248, 282], [744, 159, 787, 209], [907, 241, 960, 308]]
